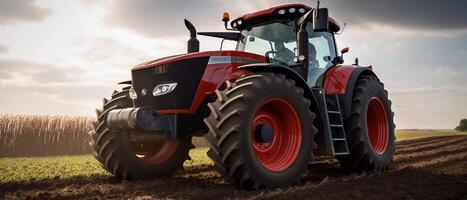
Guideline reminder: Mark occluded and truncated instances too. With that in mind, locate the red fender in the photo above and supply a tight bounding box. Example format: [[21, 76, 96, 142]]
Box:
[[323, 65, 358, 95], [323, 65, 376, 119]]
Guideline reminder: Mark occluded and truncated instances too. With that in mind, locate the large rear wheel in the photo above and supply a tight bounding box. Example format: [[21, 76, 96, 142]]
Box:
[[337, 75, 395, 173], [204, 73, 317, 189], [89, 84, 193, 179]]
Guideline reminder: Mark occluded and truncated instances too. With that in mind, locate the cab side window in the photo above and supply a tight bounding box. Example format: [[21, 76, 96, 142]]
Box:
[[308, 34, 335, 69], [306, 25, 336, 86]]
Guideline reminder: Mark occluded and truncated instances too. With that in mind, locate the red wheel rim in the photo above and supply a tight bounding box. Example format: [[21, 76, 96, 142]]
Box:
[[251, 98, 302, 172], [367, 97, 389, 155], [131, 140, 179, 165]]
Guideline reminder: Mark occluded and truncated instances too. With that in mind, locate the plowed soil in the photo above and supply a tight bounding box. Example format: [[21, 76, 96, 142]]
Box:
[[1, 136, 467, 200]]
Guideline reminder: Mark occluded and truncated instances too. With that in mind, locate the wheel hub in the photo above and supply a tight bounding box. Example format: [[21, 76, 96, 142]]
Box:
[[131, 140, 179, 165], [367, 97, 389, 155], [251, 98, 302, 172], [254, 124, 275, 143]]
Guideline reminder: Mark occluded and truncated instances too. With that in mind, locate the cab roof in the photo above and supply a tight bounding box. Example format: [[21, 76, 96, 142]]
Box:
[[231, 3, 340, 32]]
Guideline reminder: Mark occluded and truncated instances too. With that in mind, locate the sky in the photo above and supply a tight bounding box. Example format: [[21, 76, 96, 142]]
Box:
[[0, 0, 466, 129]]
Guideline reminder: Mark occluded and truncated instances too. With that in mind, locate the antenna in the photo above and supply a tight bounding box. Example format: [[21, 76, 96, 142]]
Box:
[[316, 0, 320, 18], [336, 22, 347, 35]]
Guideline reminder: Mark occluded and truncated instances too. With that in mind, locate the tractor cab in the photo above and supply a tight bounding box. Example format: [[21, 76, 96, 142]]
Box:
[[203, 4, 341, 86]]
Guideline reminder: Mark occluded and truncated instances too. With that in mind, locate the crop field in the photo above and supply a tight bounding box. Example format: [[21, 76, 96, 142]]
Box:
[[395, 129, 467, 141], [0, 115, 92, 157], [0, 133, 466, 199], [0, 115, 208, 157], [0, 148, 211, 184], [1, 114, 466, 199]]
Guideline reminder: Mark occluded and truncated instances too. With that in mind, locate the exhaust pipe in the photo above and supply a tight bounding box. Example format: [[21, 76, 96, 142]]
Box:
[[106, 107, 175, 141], [184, 19, 199, 53]]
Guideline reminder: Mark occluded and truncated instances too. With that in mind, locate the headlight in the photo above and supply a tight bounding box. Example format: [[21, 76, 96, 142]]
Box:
[[298, 8, 306, 13], [153, 83, 177, 97], [129, 87, 137, 100], [277, 9, 286, 15], [289, 7, 296, 13], [298, 55, 306, 61], [237, 19, 243, 25]]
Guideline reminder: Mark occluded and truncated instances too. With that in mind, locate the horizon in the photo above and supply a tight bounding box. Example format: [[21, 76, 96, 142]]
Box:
[[0, 0, 466, 129], [0, 113, 459, 132]]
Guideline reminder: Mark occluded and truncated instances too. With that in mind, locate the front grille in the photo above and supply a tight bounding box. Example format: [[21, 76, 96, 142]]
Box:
[[131, 57, 209, 111]]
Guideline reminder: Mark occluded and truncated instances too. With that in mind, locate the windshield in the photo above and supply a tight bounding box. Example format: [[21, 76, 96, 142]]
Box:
[[237, 22, 297, 65]]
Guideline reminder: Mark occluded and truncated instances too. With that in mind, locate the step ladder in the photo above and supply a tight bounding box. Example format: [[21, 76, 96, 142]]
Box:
[[311, 87, 349, 156], [325, 94, 350, 156]]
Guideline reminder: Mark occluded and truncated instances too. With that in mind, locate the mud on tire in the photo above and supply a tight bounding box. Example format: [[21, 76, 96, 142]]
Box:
[[88, 83, 193, 179], [337, 75, 395, 173], [204, 73, 318, 189]]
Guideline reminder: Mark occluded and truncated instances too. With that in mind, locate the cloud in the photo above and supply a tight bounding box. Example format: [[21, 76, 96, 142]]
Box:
[[103, 0, 252, 38], [283, 0, 467, 33], [0, 83, 111, 116], [102, 0, 467, 38], [391, 86, 467, 95], [0, 44, 8, 53], [0, 58, 115, 116], [315, 0, 463, 32], [0, 0, 51, 24], [428, 66, 461, 78], [76, 37, 186, 70], [267, 0, 467, 36], [334, 0, 466, 31], [0, 59, 88, 84], [0, 83, 111, 101], [79, 38, 142, 63]]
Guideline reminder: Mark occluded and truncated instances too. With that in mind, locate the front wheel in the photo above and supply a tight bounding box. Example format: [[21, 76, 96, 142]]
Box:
[[89, 84, 193, 179], [204, 73, 317, 189], [337, 75, 395, 173]]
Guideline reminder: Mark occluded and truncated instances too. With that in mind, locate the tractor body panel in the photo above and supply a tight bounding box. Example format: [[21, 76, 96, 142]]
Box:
[[240, 4, 311, 21], [323, 65, 357, 95], [131, 51, 265, 115], [323, 65, 376, 119], [232, 3, 340, 32], [132, 56, 210, 112]]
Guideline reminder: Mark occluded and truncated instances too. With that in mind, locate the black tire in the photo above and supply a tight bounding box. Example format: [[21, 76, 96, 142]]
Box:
[[337, 75, 395, 173], [89, 84, 193, 179], [204, 73, 317, 189]]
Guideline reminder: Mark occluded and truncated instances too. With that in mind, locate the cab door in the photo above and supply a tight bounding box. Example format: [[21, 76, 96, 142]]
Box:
[[306, 24, 337, 86]]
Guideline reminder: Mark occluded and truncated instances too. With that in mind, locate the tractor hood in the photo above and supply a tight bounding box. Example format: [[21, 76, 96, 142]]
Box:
[[132, 50, 264, 70], [130, 51, 265, 112]]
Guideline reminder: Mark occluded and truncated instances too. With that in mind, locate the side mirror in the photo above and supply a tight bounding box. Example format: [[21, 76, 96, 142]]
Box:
[[339, 47, 349, 64], [332, 47, 349, 65], [341, 47, 349, 54], [313, 8, 329, 32]]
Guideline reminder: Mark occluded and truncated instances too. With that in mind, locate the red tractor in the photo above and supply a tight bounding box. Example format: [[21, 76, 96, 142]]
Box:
[[90, 3, 395, 189]]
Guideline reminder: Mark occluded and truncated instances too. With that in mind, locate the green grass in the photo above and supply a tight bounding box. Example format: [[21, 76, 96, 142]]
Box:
[[184, 147, 212, 166], [0, 148, 209, 184], [2, 131, 466, 184], [0, 155, 107, 183]]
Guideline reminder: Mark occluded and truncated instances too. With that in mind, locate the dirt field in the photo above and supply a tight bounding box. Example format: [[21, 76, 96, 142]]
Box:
[[1, 135, 466, 200]]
